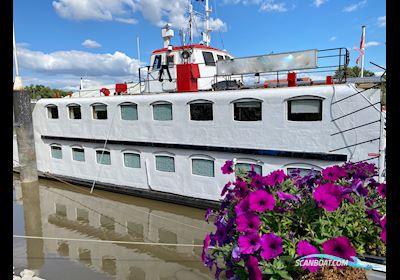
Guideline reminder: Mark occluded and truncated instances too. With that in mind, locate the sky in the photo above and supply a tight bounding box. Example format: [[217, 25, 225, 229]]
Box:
[[13, 0, 386, 91]]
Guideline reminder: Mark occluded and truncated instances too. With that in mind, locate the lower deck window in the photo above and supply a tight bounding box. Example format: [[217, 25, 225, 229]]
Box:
[[47, 106, 59, 119], [124, 153, 141, 168], [192, 159, 214, 177], [153, 103, 172, 120], [69, 106, 81, 119], [155, 156, 175, 172], [121, 104, 138, 120], [96, 150, 111, 165], [236, 163, 262, 175], [234, 101, 262, 121], [287, 168, 321, 177], [190, 103, 213, 121], [51, 146, 62, 159], [288, 99, 322, 121], [72, 148, 85, 161]]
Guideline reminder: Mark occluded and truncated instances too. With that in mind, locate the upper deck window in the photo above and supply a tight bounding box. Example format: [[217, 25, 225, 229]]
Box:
[[47, 105, 59, 119], [167, 55, 174, 68], [153, 55, 162, 70], [91, 103, 108, 120], [67, 104, 81, 119], [202, 51, 216, 66], [287, 98, 322, 121], [233, 99, 262, 121], [217, 55, 224, 61], [189, 100, 213, 121], [119, 102, 138, 120], [152, 101, 173, 121]]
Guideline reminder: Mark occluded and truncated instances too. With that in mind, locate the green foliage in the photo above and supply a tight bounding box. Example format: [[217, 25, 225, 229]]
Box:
[[25, 84, 71, 100], [334, 66, 375, 79]]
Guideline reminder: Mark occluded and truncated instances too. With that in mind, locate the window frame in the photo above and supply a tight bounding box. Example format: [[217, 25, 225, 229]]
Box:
[[71, 146, 85, 162], [46, 104, 59, 119], [152, 54, 162, 70], [119, 102, 138, 121], [154, 152, 175, 173], [231, 98, 263, 122], [67, 103, 82, 120], [95, 149, 111, 165], [50, 144, 62, 159], [151, 101, 173, 121], [286, 96, 323, 122], [91, 103, 108, 120], [167, 54, 175, 68], [235, 158, 264, 175], [202, 51, 216, 66], [188, 99, 214, 121], [283, 162, 322, 177], [122, 151, 141, 169], [190, 154, 215, 178]]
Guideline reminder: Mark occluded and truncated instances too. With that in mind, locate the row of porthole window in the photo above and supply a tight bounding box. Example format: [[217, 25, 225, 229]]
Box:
[[50, 145, 320, 177], [46, 97, 323, 122]]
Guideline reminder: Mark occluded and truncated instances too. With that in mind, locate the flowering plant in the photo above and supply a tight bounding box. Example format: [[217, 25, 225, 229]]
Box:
[[202, 161, 386, 279]]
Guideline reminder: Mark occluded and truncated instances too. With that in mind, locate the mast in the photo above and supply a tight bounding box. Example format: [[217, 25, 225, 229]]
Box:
[[360, 25, 366, 78], [188, 2, 193, 45], [204, 0, 212, 46]]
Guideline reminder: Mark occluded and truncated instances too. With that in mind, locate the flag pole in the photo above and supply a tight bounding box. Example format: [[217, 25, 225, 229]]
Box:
[[360, 25, 366, 77]]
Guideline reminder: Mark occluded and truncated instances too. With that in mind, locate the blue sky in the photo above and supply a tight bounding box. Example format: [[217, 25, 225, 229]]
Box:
[[13, 0, 386, 90]]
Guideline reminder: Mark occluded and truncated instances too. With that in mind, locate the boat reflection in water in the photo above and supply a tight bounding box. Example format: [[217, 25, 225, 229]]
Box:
[[13, 175, 214, 279]]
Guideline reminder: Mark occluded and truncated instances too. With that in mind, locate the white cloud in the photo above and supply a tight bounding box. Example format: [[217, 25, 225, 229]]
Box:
[[115, 17, 138, 24], [364, 41, 381, 48], [377, 16, 386, 27], [82, 39, 101, 48], [15, 45, 140, 77], [343, 0, 367, 12], [313, 0, 327, 8], [329, 36, 337, 41], [259, 0, 288, 12]]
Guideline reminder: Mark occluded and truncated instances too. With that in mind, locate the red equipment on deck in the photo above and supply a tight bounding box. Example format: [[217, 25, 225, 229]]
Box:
[[176, 64, 200, 92], [115, 83, 128, 94], [287, 72, 297, 87]]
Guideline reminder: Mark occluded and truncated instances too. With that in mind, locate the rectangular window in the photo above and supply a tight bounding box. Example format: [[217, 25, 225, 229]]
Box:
[[51, 146, 62, 159], [225, 55, 230, 60], [152, 54, 162, 70], [78, 248, 92, 266], [47, 106, 59, 119], [102, 257, 116, 276], [288, 99, 322, 121], [167, 55, 174, 68], [100, 215, 115, 231], [121, 104, 138, 120], [96, 150, 111, 165], [190, 103, 213, 121], [202, 51, 216, 66], [127, 221, 144, 239], [93, 105, 108, 119], [155, 156, 175, 172], [69, 106, 81, 119], [217, 55, 224, 61], [56, 203, 67, 217], [234, 101, 262, 121], [124, 153, 141, 168], [287, 168, 321, 177], [72, 148, 85, 162], [77, 208, 89, 223], [192, 159, 214, 177], [236, 163, 262, 175], [153, 103, 173, 120]]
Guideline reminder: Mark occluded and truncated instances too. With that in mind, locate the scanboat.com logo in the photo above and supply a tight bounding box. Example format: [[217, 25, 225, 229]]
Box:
[[296, 254, 385, 270]]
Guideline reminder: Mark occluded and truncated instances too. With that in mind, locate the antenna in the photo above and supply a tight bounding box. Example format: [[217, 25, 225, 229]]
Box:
[[13, 21, 20, 77], [204, 0, 212, 46], [188, 2, 193, 45], [137, 36, 141, 68]]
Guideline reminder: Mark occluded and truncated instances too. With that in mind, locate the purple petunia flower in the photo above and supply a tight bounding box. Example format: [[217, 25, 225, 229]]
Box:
[[260, 232, 283, 260], [277, 191, 299, 202], [235, 196, 250, 216], [231, 246, 241, 262], [201, 233, 211, 263], [322, 236, 356, 261], [221, 160, 234, 174], [377, 183, 386, 198], [342, 194, 355, 204], [236, 212, 261, 233], [263, 170, 286, 186], [249, 190, 276, 212], [238, 232, 261, 254], [297, 240, 320, 272], [251, 173, 264, 189], [366, 209, 382, 224], [381, 216, 386, 243], [205, 208, 213, 223], [215, 223, 228, 246], [322, 165, 347, 181], [245, 256, 262, 280], [221, 182, 232, 197], [313, 183, 342, 212]]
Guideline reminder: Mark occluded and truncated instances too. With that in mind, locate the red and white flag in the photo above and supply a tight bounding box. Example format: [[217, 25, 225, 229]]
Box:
[[355, 29, 365, 65]]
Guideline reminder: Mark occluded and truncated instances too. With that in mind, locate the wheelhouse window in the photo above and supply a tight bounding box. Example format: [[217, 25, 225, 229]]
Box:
[[192, 158, 214, 177], [202, 51, 216, 66], [152, 54, 162, 70], [152, 101, 173, 121], [50, 145, 62, 159], [189, 100, 213, 121], [233, 99, 262, 121], [167, 55, 174, 68], [72, 147, 85, 162], [217, 54, 224, 61], [287, 98, 322, 121], [96, 150, 111, 165], [92, 103, 108, 119], [67, 104, 81, 119], [47, 105, 59, 119], [236, 163, 263, 175], [123, 153, 141, 168], [155, 155, 175, 172], [120, 102, 138, 120]]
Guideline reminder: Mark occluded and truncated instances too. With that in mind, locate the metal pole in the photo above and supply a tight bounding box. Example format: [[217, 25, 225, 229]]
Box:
[[360, 25, 366, 78], [13, 22, 38, 183]]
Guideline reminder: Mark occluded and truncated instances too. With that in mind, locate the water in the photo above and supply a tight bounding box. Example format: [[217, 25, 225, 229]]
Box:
[[13, 175, 215, 280]]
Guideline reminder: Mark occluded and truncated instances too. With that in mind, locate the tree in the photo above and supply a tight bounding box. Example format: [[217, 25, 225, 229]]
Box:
[[334, 66, 375, 79], [25, 84, 70, 100]]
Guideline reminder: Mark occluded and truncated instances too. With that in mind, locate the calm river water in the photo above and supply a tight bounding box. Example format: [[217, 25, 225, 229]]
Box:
[[13, 175, 215, 280]]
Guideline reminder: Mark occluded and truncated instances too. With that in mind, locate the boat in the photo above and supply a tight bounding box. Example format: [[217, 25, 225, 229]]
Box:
[[13, 0, 386, 208]]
